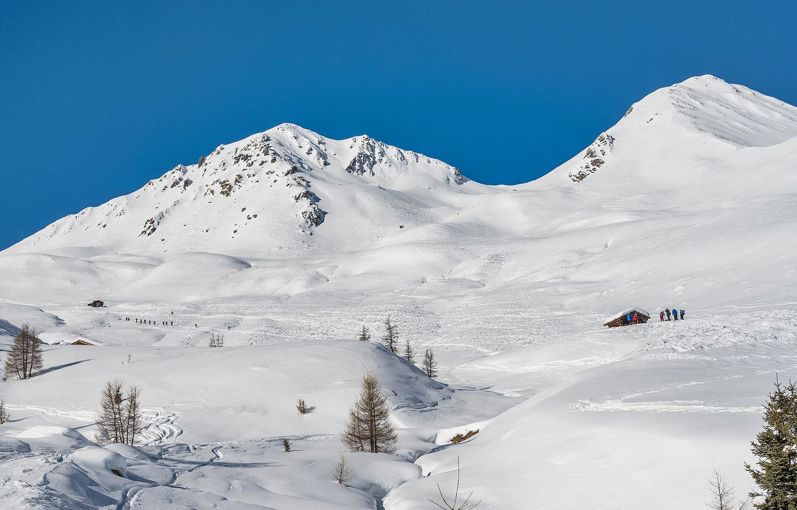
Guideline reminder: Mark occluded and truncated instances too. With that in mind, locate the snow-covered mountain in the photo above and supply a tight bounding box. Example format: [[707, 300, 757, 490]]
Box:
[[5, 123, 472, 256], [1, 75, 796, 510], [3, 75, 795, 310]]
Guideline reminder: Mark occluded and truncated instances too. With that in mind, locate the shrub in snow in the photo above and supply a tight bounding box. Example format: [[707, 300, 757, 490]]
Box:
[[342, 374, 397, 453], [296, 399, 308, 414], [5, 324, 43, 380], [0, 400, 8, 424], [450, 429, 479, 444], [95, 379, 143, 445], [282, 439, 291, 452], [745, 379, 797, 509]]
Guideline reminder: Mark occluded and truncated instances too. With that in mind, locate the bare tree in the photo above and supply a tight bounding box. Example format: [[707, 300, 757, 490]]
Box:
[[0, 400, 9, 424], [342, 374, 397, 453], [403, 339, 415, 363], [357, 325, 371, 342], [382, 316, 398, 353], [296, 399, 308, 414], [96, 379, 143, 445], [429, 457, 480, 510], [708, 468, 748, 510], [334, 454, 352, 486], [209, 332, 224, 347], [423, 348, 438, 378], [5, 324, 43, 380]]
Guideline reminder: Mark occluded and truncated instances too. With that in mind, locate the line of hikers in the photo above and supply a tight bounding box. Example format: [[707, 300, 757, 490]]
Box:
[[660, 308, 685, 321], [126, 317, 177, 327]]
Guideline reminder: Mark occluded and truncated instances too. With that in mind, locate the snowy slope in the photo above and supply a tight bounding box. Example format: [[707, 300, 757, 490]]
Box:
[[1, 75, 797, 510]]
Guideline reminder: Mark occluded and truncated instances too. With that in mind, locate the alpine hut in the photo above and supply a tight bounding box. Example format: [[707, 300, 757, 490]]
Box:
[[88, 300, 105, 308], [604, 307, 650, 328]]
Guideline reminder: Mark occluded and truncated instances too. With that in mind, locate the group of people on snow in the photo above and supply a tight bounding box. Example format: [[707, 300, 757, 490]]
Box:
[[659, 308, 685, 321]]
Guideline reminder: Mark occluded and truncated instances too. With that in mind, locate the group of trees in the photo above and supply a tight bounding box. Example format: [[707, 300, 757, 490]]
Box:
[[358, 316, 437, 377], [95, 379, 143, 445]]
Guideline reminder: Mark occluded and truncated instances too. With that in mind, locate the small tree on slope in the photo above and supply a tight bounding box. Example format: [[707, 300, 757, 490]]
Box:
[[382, 316, 398, 353], [342, 374, 397, 454], [0, 401, 9, 424], [708, 467, 743, 510], [745, 379, 797, 509], [96, 379, 143, 445], [5, 324, 43, 380], [403, 339, 415, 363], [357, 325, 371, 342], [423, 348, 438, 378]]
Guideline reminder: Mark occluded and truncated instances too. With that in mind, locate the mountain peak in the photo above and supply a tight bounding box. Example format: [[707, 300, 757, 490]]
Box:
[[559, 75, 797, 184]]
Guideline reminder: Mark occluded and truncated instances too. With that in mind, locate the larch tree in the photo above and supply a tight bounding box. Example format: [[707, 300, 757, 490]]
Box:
[[382, 316, 398, 353], [342, 374, 397, 454], [0, 400, 9, 424], [334, 454, 352, 486], [403, 339, 415, 363], [96, 379, 143, 445], [708, 467, 740, 510], [5, 324, 43, 380], [357, 325, 371, 342], [745, 379, 797, 509], [423, 348, 438, 378]]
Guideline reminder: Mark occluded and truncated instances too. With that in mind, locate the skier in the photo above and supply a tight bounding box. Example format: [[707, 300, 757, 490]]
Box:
[[626, 312, 632, 325], [660, 311, 665, 321], [665, 308, 671, 321], [680, 309, 685, 320], [672, 306, 678, 320], [632, 312, 639, 324]]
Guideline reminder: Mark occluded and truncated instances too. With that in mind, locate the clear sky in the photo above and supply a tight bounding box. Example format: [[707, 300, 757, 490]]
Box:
[[1, 1, 795, 249]]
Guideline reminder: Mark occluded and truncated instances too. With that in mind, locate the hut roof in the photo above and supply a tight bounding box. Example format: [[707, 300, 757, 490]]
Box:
[[603, 307, 650, 325]]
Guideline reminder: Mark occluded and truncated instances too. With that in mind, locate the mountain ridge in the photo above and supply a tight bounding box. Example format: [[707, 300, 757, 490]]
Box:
[[5, 75, 797, 260]]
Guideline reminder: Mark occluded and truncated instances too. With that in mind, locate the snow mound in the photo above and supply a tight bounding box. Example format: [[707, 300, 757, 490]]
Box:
[[67, 446, 127, 477]]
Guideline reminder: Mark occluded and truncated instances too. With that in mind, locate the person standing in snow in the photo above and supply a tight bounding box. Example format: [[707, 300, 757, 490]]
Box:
[[665, 308, 671, 321], [632, 312, 639, 324], [680, 309, 685, 320], [672, 307, 678, 320], [660, 311, 665, 321], [626, 312, 632, 325]]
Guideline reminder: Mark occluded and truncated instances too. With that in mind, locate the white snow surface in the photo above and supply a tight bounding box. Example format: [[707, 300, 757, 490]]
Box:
[[1, 75, 796, 509]]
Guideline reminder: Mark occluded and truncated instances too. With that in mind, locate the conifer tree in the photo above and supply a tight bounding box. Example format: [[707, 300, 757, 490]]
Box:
[[423, 348, 438, 378], [342, 374, 397, 454], [403, 339, 415, 363], [745, 379, 797, 509], [0, 400, 9, 424], [96, 379, 143, 445], [357, 325, 371, 342], [382, 316, 398, 353], [5, 324, 43, 380]]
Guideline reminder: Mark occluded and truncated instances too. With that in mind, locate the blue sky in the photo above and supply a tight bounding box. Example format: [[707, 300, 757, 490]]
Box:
[[1, 1, 795, 249]]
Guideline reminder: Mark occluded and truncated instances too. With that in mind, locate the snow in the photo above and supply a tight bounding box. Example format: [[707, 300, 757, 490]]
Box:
[[0, 75, 796, 509]]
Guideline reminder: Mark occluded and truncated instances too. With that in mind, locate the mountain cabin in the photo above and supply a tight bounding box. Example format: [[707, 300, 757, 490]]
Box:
[[88, 300, 105, 308], [604, 308, 650, 328]]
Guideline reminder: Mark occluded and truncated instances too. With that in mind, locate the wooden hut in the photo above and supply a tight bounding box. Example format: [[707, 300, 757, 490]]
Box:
[[70, 337, 100, 346], [88, 300, 105, 308], [604, 308, 650, 328]]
